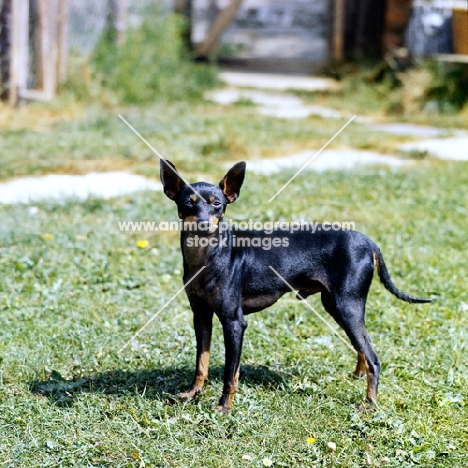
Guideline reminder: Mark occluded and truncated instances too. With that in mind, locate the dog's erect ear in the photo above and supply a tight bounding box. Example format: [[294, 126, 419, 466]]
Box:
[[219, 161, 246, 203], [160, 159, 187, 200]]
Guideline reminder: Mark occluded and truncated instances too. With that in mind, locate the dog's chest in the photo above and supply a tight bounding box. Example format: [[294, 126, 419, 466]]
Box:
[[182, 234, 208, 266]]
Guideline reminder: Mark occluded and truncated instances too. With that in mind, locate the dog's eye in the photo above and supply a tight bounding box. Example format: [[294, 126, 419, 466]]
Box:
[[212, 201, 222, 208]]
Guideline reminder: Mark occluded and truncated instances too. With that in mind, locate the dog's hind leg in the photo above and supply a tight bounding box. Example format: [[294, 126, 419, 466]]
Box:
[[321, 290, 361, 376], [334, 295, 380, 404], [321, 290, 379, 402], [353, 352, 368, 379]]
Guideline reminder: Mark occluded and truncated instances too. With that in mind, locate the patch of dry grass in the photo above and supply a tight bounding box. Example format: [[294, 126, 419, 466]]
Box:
[[0, 100, 86, 132]]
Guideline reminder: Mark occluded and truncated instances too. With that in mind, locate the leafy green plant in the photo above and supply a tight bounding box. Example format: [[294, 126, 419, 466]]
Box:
[[71, 6, 218, 104], [423, 61, 468, 112]]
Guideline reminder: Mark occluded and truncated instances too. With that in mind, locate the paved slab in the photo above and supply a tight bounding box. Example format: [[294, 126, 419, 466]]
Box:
[[5, 73, 465, 205], [220, 72, 341, 92], [400, 136, 468, 160], [206, 88, 343, 119], [368, 122, 450, 138], [0, 172, 161, 204], [237, 150, 410, 175]]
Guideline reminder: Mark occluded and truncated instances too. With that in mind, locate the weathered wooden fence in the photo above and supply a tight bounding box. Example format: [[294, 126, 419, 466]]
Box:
[[0, 0, 70, 105], [0, 0, 129, 105]]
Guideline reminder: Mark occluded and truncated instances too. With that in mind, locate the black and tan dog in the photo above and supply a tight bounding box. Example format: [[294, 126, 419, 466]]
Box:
[[160, 160, 431, 412]]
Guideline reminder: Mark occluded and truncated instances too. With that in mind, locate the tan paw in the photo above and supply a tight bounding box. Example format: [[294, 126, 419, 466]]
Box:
[[214, 404, 230, 414], [177, 387, 202, 400]]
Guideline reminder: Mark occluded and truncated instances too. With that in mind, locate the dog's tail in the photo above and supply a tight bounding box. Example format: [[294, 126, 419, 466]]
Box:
[[373, 249, 432, 304]]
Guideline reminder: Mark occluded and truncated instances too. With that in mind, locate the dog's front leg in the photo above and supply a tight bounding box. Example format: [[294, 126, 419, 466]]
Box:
[[216, 310, 247, 413], [179, 306, 213, 400]]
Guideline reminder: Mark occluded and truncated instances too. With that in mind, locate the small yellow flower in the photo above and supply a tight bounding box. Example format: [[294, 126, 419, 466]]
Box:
[[41, 233, 54, 241], [136, 240, 149, 249], [262, 458, 273, 467], [307, 437, 316, 445]]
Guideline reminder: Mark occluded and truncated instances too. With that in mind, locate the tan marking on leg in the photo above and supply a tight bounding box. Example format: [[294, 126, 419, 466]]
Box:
[[193, 350, 210, 387], [353, 352, 367, 378], [178, 350, 210, 400], [365, 360, 378, 404], [366, 371, 378, 403], [216, 366, 240, 413], [353, 353, 377, 403], [373, 251, 380, 273], [221, 393, 236, 412]]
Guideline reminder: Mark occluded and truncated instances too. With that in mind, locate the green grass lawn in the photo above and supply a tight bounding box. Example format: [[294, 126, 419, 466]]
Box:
[[0, 95, 467, 467], [0, 97, 440, 182]]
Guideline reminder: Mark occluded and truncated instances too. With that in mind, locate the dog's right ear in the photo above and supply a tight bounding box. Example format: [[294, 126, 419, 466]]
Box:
[[219, 161, 246, 203], [160, 159, 187, 200]]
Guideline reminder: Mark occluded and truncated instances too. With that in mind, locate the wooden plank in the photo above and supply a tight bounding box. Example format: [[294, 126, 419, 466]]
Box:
[[109, 0, 127, 47], [194, 0, 244, 59], [9, 0, 29, 105], [57, 0, 69, 83], [333, 0, 345, 61], [18, 88, 51, 101], [37, 0, 58, 99], [36, 0, 45, 91], [174, 0, 190, 16], [0, 0, 12, 101], [437, 53, 468, 64]]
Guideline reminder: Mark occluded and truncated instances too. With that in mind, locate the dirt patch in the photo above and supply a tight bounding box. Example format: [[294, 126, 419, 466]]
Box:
[[0, 102, 85, 131], [47, 159, 136, 175]]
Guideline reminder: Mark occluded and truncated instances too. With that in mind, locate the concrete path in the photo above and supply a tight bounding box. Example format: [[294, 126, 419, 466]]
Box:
[[206, 88, 342, 119], [219, 72, 341, 92], [369, 122, 450, 138], [210, 72, 468, 162], [2, 72, 466, 204], [400, 135, 468, 160], [0, 172, 161, 204], [243, 149, 410, 175]]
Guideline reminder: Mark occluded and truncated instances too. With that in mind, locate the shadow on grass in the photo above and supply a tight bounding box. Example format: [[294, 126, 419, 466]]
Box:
[[29, 365, 291, 407]]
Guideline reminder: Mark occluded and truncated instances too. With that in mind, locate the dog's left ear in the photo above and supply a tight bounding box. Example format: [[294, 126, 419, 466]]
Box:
[[160, 159, 187, 200], [219, 161, 246, 203]]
